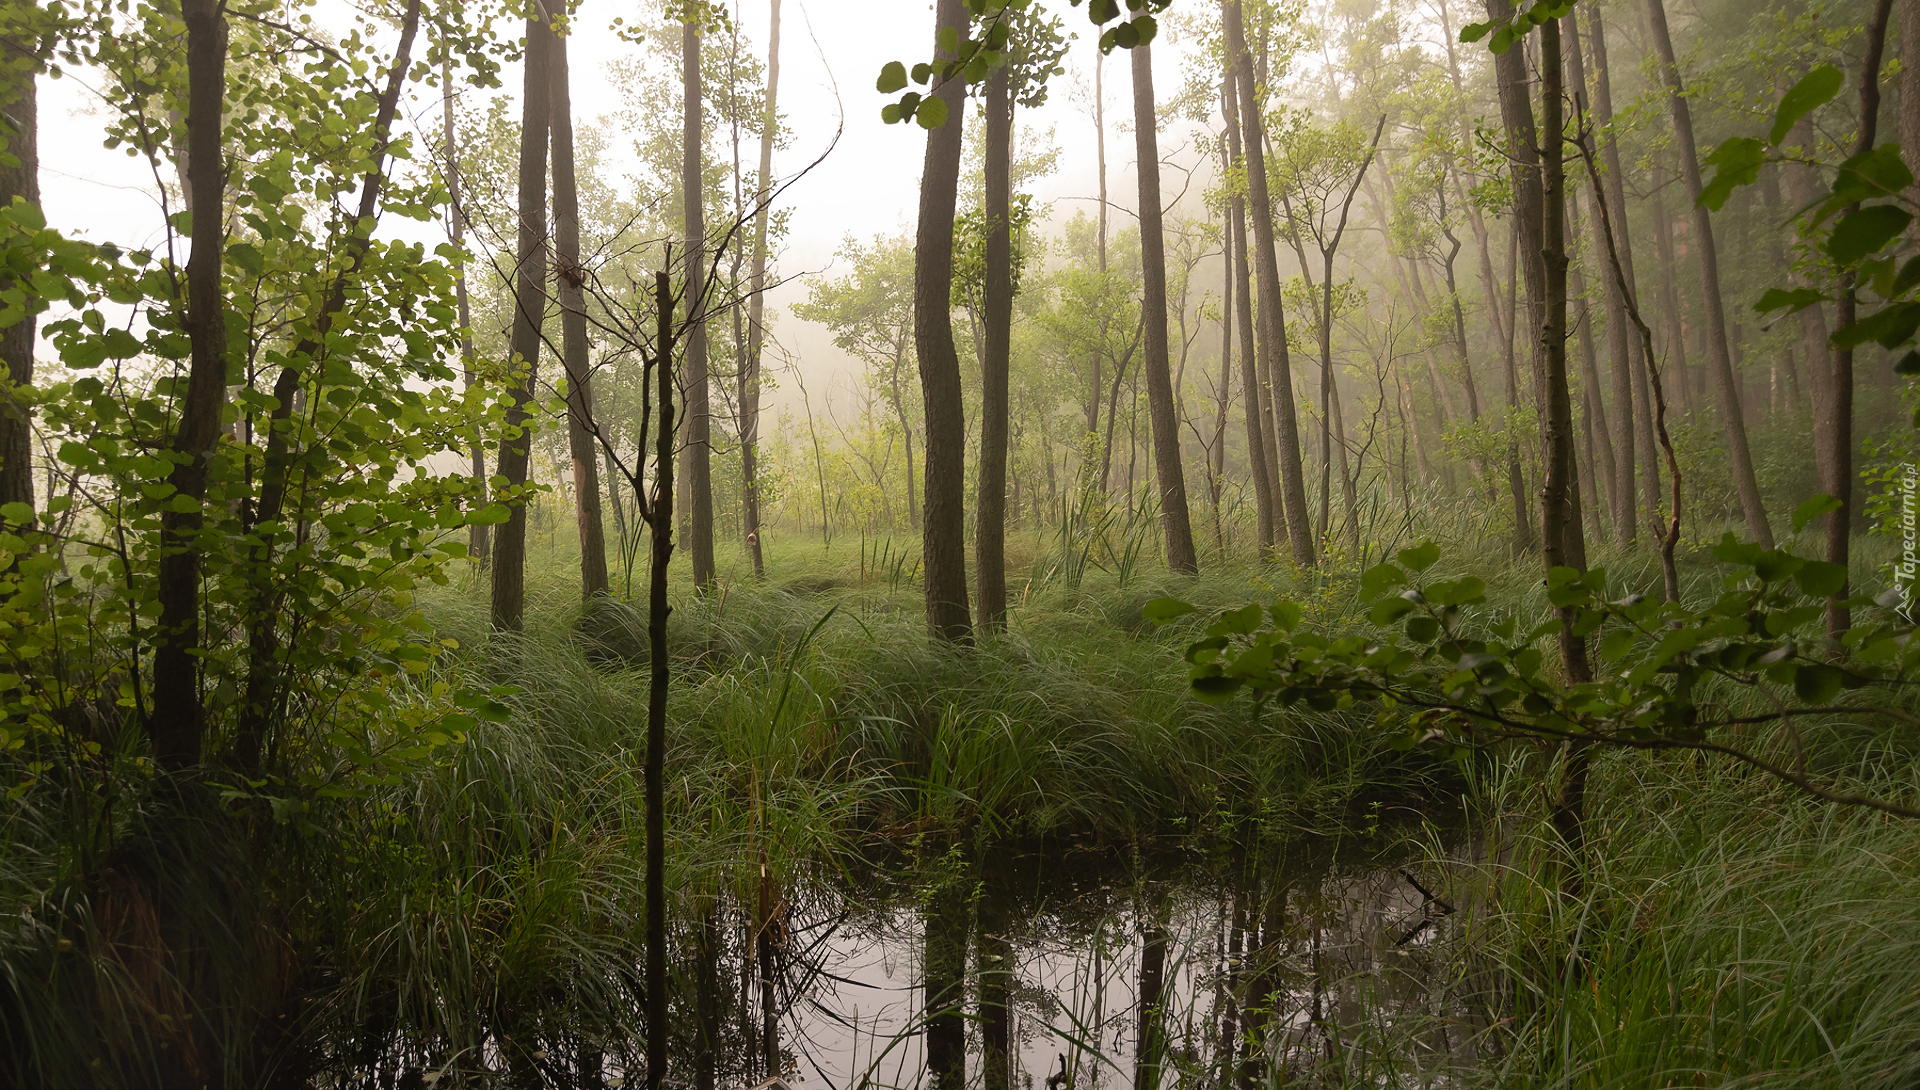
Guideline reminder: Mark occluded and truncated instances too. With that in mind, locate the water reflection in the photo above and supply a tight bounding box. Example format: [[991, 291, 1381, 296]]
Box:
[[772, 834, 1466, 1090], [364, 832, 1472, 1088]]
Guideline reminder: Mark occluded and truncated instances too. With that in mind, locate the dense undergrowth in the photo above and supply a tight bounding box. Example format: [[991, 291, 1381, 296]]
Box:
[[6, 520, 1920, 1086]]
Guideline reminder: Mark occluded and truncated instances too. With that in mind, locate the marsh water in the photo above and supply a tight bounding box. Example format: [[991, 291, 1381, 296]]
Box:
[[549, 824, 1485, 1090]]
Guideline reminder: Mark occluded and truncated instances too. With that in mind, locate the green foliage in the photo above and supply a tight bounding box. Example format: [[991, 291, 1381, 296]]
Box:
[[1147, 536, 1920, 814]]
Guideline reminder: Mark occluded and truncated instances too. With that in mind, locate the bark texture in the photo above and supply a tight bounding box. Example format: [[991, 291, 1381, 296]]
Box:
[[915, 0, 972, 642], [490, 13, 550, 633], [0, 20, 37, 519], [1131, 37, 1198, 575], [683, 14, 716, 589], [1226, 0, 1313, 566], [977, 61, 1012, 625], [551, 28, 609, 600], [741, 0, 780, 581]]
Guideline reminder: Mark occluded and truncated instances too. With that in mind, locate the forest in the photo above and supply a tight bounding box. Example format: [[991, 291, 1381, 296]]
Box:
[[4, 0, 1920, 1085]]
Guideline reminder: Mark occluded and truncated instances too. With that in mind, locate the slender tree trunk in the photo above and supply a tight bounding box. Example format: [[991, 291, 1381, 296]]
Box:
[[152, 0, 229, 767], [1825, 0, 1896, 641], [1568, 189, 1616, 541], [1539, 16, 1595, 859], [644, 270, 675, 1090], [916, 0, 972, 643], [978, 61, 1013, 626], [1577, 6, 1647, 542], [1224, 93, 1277, 555], [444, 57, 489, 567], [1212, 132, 1235, 553], [551, 27, 609, 600], [0, 18, 37, 521], [1132, 36, 1199, 574], [1226, 0, 1312, 565], [1489, 0, 1548, 556], [1645, 0, 1772, 546], [980, 867, 1012, 1090], [742, 0, 780, 581], [491, 12, 550, 634], [683, 14, 717, 588]]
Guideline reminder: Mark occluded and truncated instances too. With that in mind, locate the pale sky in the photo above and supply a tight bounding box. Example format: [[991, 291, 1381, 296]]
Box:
[[37, 0, 1222, 421]]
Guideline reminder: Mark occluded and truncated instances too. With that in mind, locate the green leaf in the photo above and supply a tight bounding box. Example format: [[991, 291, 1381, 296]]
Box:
[[1896, 350, 1920, 375], [1359, 562, 1405, 599], [1140, 597, 1196, 623], [1832, 301, 1920, 350], [1756, 287, 1826, 315], [1489, 22, 1521, 54], [915, 95, 949, 130], [1191, 674, 1244, 702], [1891, 255, 1920, 299], [1600, 628, 1636, 662], [1770, 64, 1844, 146], [1406, 615, 1439, 643], [1826, 205, 1913, 263], [876, 60, 907, 93], [1398, 541, 1440, 573], [1825, 145, 1914, 217], [1458, 19, 1495, 43], [1699, 137, 1765, 211], [0, 502, 32, 524], [1792, 560, 1848, 598], [1792, 494, 1841, 532], [1794, 662, 1844, 704], [1216, 603, 1264, 635], [1269, 601, 1303, 632]]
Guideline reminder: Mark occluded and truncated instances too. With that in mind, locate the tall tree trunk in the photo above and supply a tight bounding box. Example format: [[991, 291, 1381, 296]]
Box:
[[1577, 6, 1646, 542], [682, 13, 716, 588], [1223, 70, 1278, 555], [1225, 106, 1277, 555], [152, 0, 229, 768], [491, 12, 550, 634], [644, 270, 675, 1090], [915, 0, 972, 643], [1212, 132, 1235, 553], [742, 0, 780, 581], [1488, 0, 1548, 556], [0, 16, 38, 522], [551, 26, 609, 600], [1568, 185, 1617, 541], [1645, 0, 1772, 546], [1825, 0, 1896, 641], [1226, 0, 1313, 566], [1135, 911, 1170, 1090], [1539, 16, 1595, 860], [1489, 0, 1566, 560], [444, 56, 489, 568], [1131, 36, 1199, 575], [978, 60, 1012, 626]]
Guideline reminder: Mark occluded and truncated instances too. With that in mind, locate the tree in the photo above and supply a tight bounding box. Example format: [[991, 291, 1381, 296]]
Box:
[[1644, 0, 1772, 548], [149, 0, 231, 766], [491, 11, 551, 634], [1220, 68, 1278, 556], [915, 0, 974, 644], [0, 7, 38, 522], [552, 18, 610, 601], [1271, 111, 1385, 552], [741, 0, 780, 582], [1225, 0, 1313, 567], [1129, 22, 1199, 574], [683, 6, 716, 590]]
